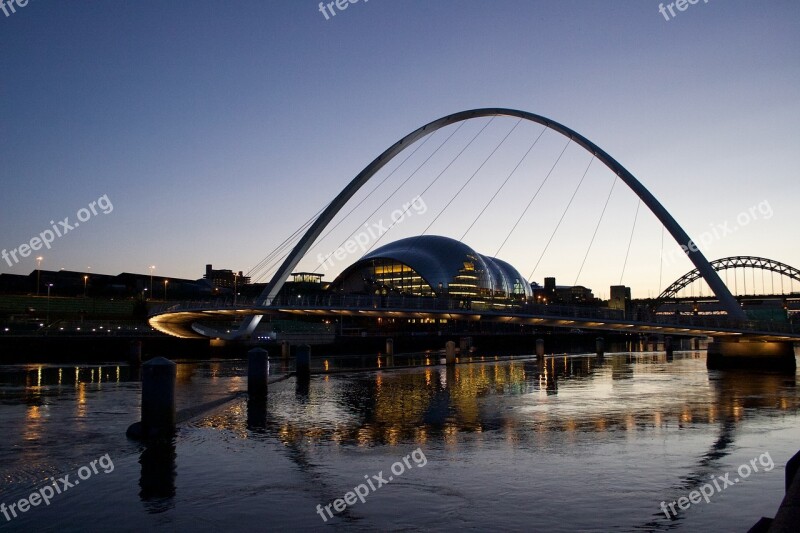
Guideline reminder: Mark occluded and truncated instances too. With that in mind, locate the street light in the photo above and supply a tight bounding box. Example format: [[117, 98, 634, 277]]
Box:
[[83, 275, 89, 297], [36, 256, 43, 296], [46, 283, 53, 324], [164, 279, 168, 300], [148, 265, 155, 300]]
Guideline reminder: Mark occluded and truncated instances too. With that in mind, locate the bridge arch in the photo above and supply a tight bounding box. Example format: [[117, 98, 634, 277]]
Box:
[[656, 256, 800, 301], [235, 108, 746, 337]]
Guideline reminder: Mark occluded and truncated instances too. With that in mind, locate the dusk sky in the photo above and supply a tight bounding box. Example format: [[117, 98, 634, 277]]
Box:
[[2, 0, 798, 299]]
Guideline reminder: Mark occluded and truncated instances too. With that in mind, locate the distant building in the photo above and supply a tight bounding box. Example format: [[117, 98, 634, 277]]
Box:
[[204, 264, 250, 289], [609, 285, 632, 317], [328, 235, 532, 307], [541, 276, 596, 305]]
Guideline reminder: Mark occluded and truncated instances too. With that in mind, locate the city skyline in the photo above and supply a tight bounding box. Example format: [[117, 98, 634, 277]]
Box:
[[1, 1, 798, 300]]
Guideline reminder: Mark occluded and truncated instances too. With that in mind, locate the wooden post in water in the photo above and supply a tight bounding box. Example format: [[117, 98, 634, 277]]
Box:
[[248, 348, 268, 396], [445, 341, 456, 365], [536, 338, 545, 358], [296, 345, 311, 378], [140, 357, 176, 439], [129, 340, 142, 367], [596, 337, 605, 359]]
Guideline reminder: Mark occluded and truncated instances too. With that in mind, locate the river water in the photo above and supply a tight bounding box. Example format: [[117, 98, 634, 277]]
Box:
[[1, 350, 798, 531]]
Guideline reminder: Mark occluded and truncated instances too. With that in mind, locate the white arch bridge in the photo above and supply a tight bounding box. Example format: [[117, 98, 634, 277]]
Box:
[[148, 109, 800, 360]]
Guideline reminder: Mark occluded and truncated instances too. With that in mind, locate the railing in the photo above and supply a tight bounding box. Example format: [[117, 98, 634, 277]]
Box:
[[148, 294, 799, 335]]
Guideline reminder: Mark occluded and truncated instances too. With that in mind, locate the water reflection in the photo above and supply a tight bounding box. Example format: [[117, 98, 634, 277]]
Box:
[[138, 440, 177, 513], [190, 353, 799, 456]]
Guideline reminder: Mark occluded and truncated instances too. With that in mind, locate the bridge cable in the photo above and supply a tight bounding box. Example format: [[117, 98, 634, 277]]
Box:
[[460, 125, 548, 242], [358, 117, 498, 257], [410, 118, 523, 245], [246, 210, 318, 279], [619, 199, 641, 285], [527, 153, 595, 282], [309, 121, 470, 274], [305, 130, 437, 264], [495, 138, 571, 258], [246, 209, 324, 282], [573, 175, 617, 286]]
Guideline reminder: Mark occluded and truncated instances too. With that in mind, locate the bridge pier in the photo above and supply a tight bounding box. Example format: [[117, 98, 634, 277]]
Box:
[[296, 345, 311, 378], [706, 338, 796, 371], [445, 341, 456, 365], [248, 348, 269, 396], [596, 337, 604, 359]]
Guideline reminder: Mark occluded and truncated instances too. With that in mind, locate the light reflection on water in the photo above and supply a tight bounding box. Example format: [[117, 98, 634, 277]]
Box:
[[1, 352, 799, 531]]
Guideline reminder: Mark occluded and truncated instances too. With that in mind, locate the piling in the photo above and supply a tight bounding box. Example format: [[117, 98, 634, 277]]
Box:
[[536, 338, 545, 358], [140, 357, 176, 439], [296, 344, 311, 378], [248, 348, 269, 396], [281, 340, 290, 359], [128, 340, 142, 367], [445, 341, 456, 365], [596, 337, 605, 358], [386, 338, 394, 356]]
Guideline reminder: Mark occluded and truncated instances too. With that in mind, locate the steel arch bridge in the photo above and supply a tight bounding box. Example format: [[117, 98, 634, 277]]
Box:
[[150, 107, 766, 340], [221, 107, 746, 339], [656, 256, 800, 301]]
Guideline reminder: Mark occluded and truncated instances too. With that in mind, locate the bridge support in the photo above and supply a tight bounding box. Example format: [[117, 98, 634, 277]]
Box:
[[706, 338, 796, 371], [127, 357, 176, 440], [445, 341, 456, 365], [248, 348, 269, 396], [296, 345, 311, 378]]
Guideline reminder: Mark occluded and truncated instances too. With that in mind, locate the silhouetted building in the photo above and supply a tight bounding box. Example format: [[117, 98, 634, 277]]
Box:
[[204, 264, 250, 289]]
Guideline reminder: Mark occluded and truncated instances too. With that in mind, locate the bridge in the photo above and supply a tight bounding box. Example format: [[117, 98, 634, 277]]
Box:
[[149, 108, 798, 368]]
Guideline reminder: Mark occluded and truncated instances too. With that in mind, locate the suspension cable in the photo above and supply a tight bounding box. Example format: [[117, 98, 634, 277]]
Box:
[[360, 117, 497, 256], [460, 125, 547, 242], [528, 154, 595, 282], [574, 175, 617, 286], [619, 199, 641, 285], [495, 138, 571, 258], [310, 121, 470, 273]]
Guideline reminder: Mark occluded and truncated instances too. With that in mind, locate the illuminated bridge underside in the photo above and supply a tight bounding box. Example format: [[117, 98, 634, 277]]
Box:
[[149, 306, 800, 342]]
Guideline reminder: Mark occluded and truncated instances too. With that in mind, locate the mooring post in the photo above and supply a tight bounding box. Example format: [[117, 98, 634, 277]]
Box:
[[140, 357, 176, 439], [445, 341, 456, 365], [248, 348, 268, 396], [596, 337, 605, 358], [296, 344, 311, 378], [281, 340, 290, 359], [386, 338, 394, 356], [129, 340, 142, 367], [665, 336, 674, 358], [536, 338, 545, 359]]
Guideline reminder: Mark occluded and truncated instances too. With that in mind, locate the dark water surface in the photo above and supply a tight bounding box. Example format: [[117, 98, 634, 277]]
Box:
[[1, 351, 799, 532]]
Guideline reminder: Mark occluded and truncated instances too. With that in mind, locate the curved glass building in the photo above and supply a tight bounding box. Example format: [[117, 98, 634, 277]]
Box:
[[329, 235, 532, 306]]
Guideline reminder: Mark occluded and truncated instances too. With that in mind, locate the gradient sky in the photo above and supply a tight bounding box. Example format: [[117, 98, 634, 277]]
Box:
[[1, 0, 798, 299]]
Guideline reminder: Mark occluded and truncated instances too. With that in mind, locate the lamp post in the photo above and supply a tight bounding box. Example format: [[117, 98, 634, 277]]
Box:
[[164, 279, 168, 301], [36, 256, 43, 296], [148, 265, 155, 300], [46, 283, 53, 324], [83, 275, 88, 297]]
